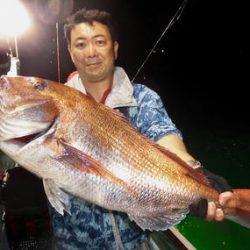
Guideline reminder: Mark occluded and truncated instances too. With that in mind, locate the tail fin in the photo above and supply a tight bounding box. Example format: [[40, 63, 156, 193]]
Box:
[[225, 189, 250, 229]]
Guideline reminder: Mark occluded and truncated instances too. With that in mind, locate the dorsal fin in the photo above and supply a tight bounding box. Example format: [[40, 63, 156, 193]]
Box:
[[97, 102, 210, 187], [153, 143, 210, 186]]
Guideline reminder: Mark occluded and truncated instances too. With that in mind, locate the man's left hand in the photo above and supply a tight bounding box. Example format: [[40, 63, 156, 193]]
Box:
[[206, 191, 233, 221]]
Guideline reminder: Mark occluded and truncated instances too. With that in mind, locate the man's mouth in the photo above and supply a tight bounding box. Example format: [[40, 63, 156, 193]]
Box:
[[86, 61, 102, 69]]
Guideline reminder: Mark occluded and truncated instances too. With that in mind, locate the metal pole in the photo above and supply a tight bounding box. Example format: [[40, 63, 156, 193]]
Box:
[[14, 36, 19, 59], [56, 22, 61, 82]]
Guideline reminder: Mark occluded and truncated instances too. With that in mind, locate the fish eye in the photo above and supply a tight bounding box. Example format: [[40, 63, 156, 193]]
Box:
[[34, 81, 48, 90]]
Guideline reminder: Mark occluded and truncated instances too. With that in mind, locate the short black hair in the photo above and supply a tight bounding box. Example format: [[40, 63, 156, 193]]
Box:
[[64, 8, 118, 45]]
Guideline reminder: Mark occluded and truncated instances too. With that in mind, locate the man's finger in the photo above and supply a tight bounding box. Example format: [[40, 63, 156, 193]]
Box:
[[206, 201, 216, 221], [215, 208, 224, 221], [219, 191, 233, 206]]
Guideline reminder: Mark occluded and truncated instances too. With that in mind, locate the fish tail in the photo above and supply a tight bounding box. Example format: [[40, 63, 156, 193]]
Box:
[[225, 189, 250, 229]]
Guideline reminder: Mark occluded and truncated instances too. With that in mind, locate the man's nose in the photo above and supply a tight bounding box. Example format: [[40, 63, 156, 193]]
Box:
[[86, 43, 97, 57]]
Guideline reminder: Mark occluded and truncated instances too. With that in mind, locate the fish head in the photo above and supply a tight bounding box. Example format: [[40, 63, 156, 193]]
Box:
[[0, 75, 59, 141]]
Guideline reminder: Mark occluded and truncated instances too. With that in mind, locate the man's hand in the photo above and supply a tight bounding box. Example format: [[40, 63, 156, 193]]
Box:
[[206, 191, 233, 221], [188, 165, 233, 221]]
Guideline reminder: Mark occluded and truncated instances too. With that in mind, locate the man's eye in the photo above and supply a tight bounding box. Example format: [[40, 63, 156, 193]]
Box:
[[96, 40, 105, 46], [76, 43, 85, 49]]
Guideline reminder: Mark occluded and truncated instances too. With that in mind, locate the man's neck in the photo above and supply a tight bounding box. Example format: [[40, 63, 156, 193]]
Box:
[[82, 78, 113, 103]]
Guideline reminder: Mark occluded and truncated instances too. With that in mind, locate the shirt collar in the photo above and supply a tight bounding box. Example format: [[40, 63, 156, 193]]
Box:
[[105, 67, 137, 108], [67, 66, 137, 108]]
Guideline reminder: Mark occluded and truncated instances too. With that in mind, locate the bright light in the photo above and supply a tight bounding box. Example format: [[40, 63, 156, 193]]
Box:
[[0, 0, 30, 37]]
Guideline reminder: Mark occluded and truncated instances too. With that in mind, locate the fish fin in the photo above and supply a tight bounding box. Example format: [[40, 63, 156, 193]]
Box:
[[56, 141, 136, 195], [43, 178, 71, 215], [225, 189, 250, 229], [153, 143, 210, 186], [128, 209, 188, 231]]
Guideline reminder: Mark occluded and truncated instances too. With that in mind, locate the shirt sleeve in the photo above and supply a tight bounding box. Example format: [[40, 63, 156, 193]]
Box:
[[132, 84, 183, 142]]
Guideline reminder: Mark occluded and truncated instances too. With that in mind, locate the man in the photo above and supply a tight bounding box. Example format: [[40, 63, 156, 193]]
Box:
[[49, 8, 233, 249]]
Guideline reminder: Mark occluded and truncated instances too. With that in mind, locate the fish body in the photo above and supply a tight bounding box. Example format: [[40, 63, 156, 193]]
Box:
[[0, 75, 238, 231]]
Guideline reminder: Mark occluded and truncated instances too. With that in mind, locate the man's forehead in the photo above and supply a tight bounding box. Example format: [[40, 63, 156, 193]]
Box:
[[71, 21, 111, 39]]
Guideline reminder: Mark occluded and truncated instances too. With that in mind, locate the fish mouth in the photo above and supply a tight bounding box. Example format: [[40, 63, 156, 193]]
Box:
[[14, 124, 51, 143], [0, 117, 57, 148], [0, 97, 58, 144], [0, 117, 58, 158], [12, 118, 56, 145]]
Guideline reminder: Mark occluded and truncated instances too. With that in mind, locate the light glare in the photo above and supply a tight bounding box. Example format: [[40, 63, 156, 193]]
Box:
[[0, 0, 30, 37]]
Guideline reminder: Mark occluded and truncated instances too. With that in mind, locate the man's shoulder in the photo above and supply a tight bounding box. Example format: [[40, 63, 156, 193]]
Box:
[[133, 83, 149, 91], [133, 83, 161, 103]]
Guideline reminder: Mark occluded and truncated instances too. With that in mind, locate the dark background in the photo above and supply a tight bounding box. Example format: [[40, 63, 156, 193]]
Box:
[[16, 0, 249, 137]]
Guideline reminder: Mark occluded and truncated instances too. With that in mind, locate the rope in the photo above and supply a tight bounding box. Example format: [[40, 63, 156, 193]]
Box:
[[109, 211, 125, 250]]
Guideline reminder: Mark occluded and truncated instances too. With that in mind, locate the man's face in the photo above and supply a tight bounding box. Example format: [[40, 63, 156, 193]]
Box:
[[68, 21, 118, 83]]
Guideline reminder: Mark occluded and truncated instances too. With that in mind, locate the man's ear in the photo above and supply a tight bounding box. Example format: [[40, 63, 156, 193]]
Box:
[[68, 46, 71, 55], [114, 41, 119, 60], [68, 46, 74, 62]]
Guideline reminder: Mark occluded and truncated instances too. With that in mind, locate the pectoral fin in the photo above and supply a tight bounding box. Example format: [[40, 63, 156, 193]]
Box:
[[55, 140, 136, 196], [43, 178, 71, 215]]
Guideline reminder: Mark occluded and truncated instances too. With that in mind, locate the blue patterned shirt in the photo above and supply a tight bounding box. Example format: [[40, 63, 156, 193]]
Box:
[[50, 67, 182, 250]]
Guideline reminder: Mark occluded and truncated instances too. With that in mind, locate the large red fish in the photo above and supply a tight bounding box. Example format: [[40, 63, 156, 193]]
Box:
[[0, 75, 249, 231]]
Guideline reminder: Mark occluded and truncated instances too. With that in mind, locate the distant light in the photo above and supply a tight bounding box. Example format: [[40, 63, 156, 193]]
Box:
[[0, 0, 30, 37]]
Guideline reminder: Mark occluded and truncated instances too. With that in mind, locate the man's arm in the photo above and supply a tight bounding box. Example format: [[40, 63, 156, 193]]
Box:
[[157, 134, 233, 221], [157, 134, 196, 164]]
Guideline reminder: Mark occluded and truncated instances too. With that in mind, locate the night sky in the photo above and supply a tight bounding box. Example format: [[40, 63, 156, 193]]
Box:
[[17, 0, 249, 137]]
